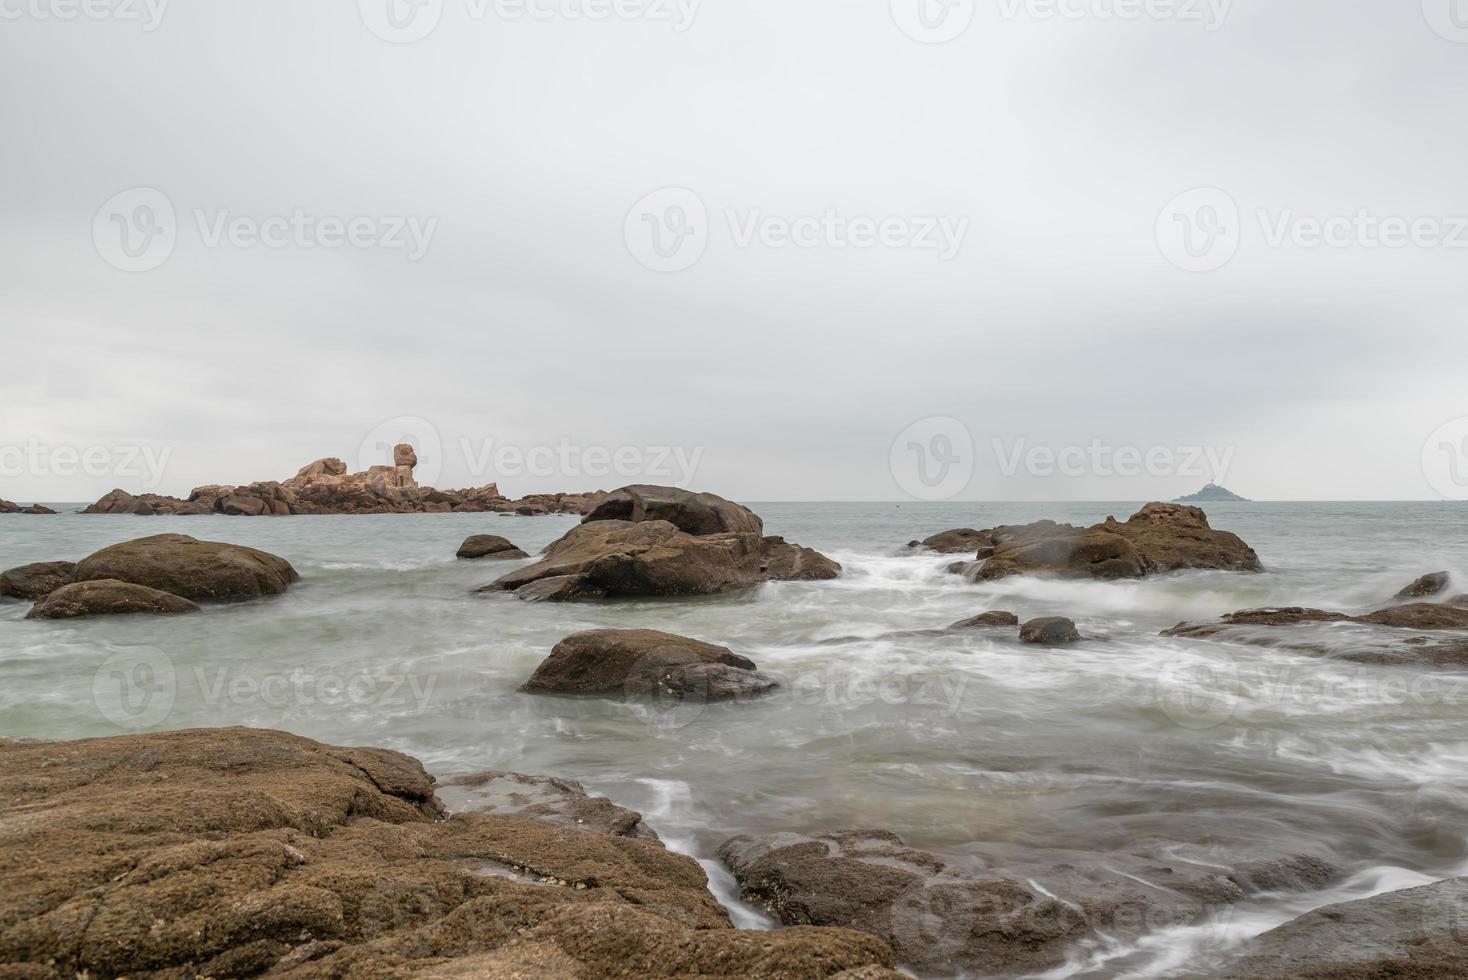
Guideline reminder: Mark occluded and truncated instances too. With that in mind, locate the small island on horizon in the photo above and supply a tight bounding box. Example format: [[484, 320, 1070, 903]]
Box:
[[1174, 483, 1250, 503]]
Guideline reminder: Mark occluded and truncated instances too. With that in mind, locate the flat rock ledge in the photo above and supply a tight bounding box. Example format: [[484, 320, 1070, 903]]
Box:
[[1163, 601, 1468, 665], [0, 727, 898, 979]]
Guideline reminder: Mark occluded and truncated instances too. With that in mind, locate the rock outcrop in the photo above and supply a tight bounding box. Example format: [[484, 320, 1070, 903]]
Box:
[[0, 561, 76, 601], [1218, 876, 1468, 978], [1396, 570, 1450, 598], [0, 498, 14, 513], [0, 498, 55, 515], [25, 579, 201, 619], [71, 533, 298, 602], [455, 534, 529, 560], [522, 629, 779, 702], [81, 447, 606, 517], [0, 728, 896, 978], [975, 504, 1261, 581], [1019, 616, 1081, 644], [479, 488, 839, 601], [947, 610, 1019, 629], [907, 528, 994, 555], [1174, 483, 1249, 503], [1164, 602, 1468, 666]]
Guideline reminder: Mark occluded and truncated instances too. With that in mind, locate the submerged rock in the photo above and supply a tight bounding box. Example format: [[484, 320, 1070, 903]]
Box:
[[480, 488, 838, 601], [1396, 570, 1451, 598], [947, 610, 1019, 629], [1019, 616, 1081, 645], [71, 533, 298, 602], [522, 629, 779, 702], [455, 534, 529, 560], [1163, 603, 1468, 666], [0, 727, 896, 979], [439, 770, 660, 841], [25, 579, 201, 619], [0, 561, 76, 601], [908, 528, 994, 555]]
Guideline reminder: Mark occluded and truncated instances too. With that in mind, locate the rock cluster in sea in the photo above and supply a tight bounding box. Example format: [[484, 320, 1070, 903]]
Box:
[[79, 444, 606, 516], [0, 497, 56, 514]]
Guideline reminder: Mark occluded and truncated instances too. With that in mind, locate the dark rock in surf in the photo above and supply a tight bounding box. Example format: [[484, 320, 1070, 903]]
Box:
[[908, 528, 993, 555], [438, 770, 661, 841], [759, 536, 842, 581], [1355, 601, 1468, 630], [456, 534, 529, 560], [1099, 503, 1262, 573], [1163, 604, 1468, 666], [25, 580, 201, 620], [1396, 570, 1450, 598], [582, 485, 764, 537], [948, 610, 1019, 629], [521, 629, 778, 702], [71, 533, 298, 602], [1019, 617, 1081, 645], [0, 561, 76, 601]]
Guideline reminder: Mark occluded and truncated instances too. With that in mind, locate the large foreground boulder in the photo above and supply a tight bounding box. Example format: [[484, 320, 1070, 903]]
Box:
[[71, 533, 298, 602], [0, 728, 897, 979], [1219, 876, 1468, 978], [0, 561, 76, 601], [974, 504, 1261, 581], [480, 488, 839, 601], [25, 579, 201, 619], [522, 629, 779, 702]]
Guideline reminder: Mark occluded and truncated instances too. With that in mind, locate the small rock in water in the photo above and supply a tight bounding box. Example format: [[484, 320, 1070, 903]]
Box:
[[1019, 616, 1081, 645], [948, 610, 1019, 629], [521, 628, 779, 702], [455, 534, 529, 560], [1395, 570, 1450, 598]]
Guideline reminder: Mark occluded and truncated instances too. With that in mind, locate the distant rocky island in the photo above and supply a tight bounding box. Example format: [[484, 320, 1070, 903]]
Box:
[[79, 444, 605, 516], [1174, 483, 1249, 503]]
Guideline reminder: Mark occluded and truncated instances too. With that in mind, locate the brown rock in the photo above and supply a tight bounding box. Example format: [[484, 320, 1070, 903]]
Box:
[[907, 528, 993, 555], [455, 534, 529, 560], [759, 536, 842, 581], [25, 579, 201, 619], [1101, 502, 1263, 572], [0, 728, 894, 978], [583, 485, 764, 536], [438, 771, 660, 840], [0, 497, 17, 513], [1356, 602, 1468, 630], [978, 523, 1148, 581], [1396, 570, 1451, 598], [1019, 616, 1081, 644], [521, 628, 779, 702], [393, 442, 418, 469], [19, 504, 57, 514], [1163, 605, 1468, 666], [948, 610, 1019, 629], [0, 561, 76, 601], [71, 533, 298, 602]]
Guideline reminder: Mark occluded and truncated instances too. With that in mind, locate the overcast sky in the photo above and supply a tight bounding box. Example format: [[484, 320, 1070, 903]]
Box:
[[3, 0, 1467, 502]]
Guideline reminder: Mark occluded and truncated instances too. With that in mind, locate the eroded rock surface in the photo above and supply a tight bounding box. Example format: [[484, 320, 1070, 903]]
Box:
[[522, 629, 779, 702], [71, 533, 298, 602], [583, 485, 765, 536], [1019, 616, 1081, 645], [0, 728, 896, 979], [25, 579, 201, 619], [455, 534, 529, 560], [1396, 570, 1451, 598], [439, 770, 660, 841]]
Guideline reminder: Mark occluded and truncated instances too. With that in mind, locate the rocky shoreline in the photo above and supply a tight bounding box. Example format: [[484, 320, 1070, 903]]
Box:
[[75, 444, 606, 517], [5, 492, 1468, 976]]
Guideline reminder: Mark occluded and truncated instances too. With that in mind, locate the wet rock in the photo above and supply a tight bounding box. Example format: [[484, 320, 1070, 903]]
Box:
[[1396, 570, 1451, 598], [0, 497, 15, 513], [1356, 601, 1468, 630], [25, 579, 201, 619], [908, 528, 993, 555], [71, 533, 298, 602], [978, 523, 1148, 581], [20, 504, 56, 514], [759, 536, 843, 581], [583, 484, 764, 536], [0, 728, 895, 979], [522, 629, 778, 702], [1163, 605, 1468, 666], [0, 561, 76, 601], [1019, 616, 1081, 644], [439, 771, 660, 841], [948, 610, 1019, 629], [1219, 876, 1468, 978], [1100, 502, 1263, 573], [455, 534, 529, 561]]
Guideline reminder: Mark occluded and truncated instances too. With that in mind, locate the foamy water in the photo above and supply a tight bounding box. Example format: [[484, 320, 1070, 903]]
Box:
[[2, 501, 1466, 977]]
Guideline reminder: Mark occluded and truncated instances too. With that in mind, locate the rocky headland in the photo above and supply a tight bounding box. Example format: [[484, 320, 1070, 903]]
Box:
[[80, 445, 605, 517]]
